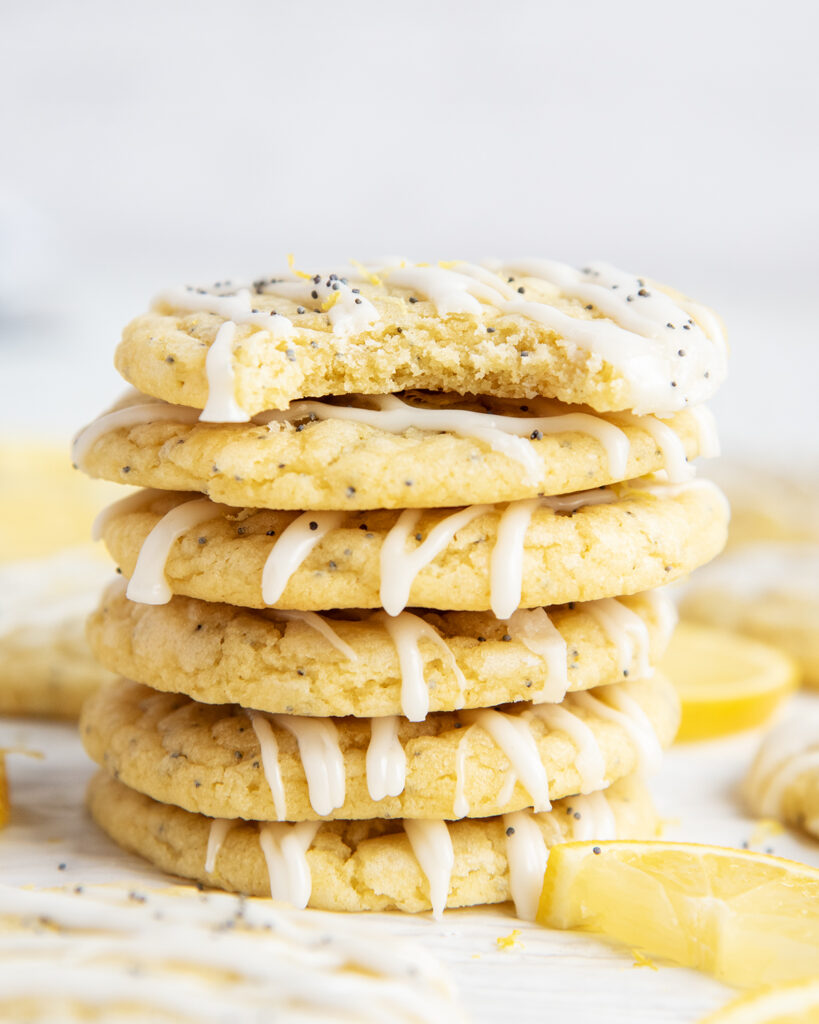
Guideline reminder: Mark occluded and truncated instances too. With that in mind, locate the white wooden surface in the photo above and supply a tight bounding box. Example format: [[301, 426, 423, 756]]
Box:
[[2, 695, 817, 1023]]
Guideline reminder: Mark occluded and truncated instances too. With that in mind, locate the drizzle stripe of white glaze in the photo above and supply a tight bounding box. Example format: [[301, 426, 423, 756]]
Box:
[[585, 597, 653, 679], [266, 610, 358, 661], [526, 704, 606, 793], [249, 711, 287, 820], [504, 608, 568, 702], [490, 498, 541, 619], [452, 726, 474, 818], [685, 405, 721, 458], [91, 488, 166, 543], [757, 752, 819, 819], [257, 393, 632, 482], [746, 715, 819, 818], [73, 402, 200, 467], [204, 819, 235, 874], [380, 505, 492, 617], [385, 266, 505, 315], [460, 709, 551, 812], [158, 285, 295, 337], [403, 820, 455, 921], [258, 821, 320, 910], [569, 791, 617, 841], [503, 810, 549, 921], [574, 690, 663, 774], [126, 497, 219, 605], [262, 511, 344, 605], [366, 716, 407, 802], [201, 321, 249, 422], [269, 715, 345, 817], [497, 769, 517, 806], [641, 589, 679, 648], [253, 274, 379, 336], [375, 610, 467, 721], [616, 413, 693, 483]]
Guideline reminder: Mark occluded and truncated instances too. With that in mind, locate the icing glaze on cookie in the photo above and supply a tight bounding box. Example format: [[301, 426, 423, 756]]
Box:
[[248, 711, 287, 819], [258, 821, 320, 909], [460, 708, 552, 812], [502, 809, 549, 921], [403, 819, 455, 920], [204, 818, 235, 874], [269, 715, 345, 817], [261, 511, 344, 605], [573, 689, 663, 774], [366, 716, 407, 802], [745, 714, 819, 819], [526, 703, 607, 793], [585, 598, 653, 680]]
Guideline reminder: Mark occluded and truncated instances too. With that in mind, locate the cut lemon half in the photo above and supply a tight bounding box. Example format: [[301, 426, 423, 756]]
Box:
[[699, 978, 819, 1023], [660, 621, 800, 741], [537, 841, 819, 988]]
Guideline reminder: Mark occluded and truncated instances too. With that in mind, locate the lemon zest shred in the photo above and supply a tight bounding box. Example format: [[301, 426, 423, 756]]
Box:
[[320, 292, 342, 313], [496, 929, 522, 951], [286, 253, 313, 280], [631, 948, 659, 970], [350, 259, 381, 286]]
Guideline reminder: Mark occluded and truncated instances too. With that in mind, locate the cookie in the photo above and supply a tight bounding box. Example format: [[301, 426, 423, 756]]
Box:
[[744, 713, 819, 840], [97, 479, 729, 616], [680, 542, 819, 687], [87, 583, 677, 718], [0, 549, 117, 718], [74, 389, 719, 509], [87, 770, 658, 916], [80, 675, 680, 822], [115, 260, 726, 419]]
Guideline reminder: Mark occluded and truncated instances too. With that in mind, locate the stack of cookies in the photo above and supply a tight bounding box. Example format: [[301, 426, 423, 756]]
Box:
[[74, 259, 729, 918]]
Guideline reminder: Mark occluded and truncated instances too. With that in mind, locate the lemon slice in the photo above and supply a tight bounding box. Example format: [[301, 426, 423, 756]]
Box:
[[699, 978, 819, 1023], [660, 621, 800, 741], [537, 841, 819, 988]]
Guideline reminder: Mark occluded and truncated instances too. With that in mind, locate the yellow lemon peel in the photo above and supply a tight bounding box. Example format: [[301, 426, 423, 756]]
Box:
[[286, 253, 313, 280], [350, 260, 381, 286], [496, 930, 522, 951]]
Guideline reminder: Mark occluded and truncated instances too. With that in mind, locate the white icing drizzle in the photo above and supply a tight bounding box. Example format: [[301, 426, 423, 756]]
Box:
[[270, 714, 345, 817], [248, 711, 287, 820], [253, 273, 380, 336], [685, 404, 720, 458], [504, 608, 568, 702], [573, 689, 663, 774], [503, 810, 549, 921], [375, 610, 467, 721], [73, 400, 200, 468], [366, 716, 407, 802], [258, 820, 320, 910], [204, 819, 235, 874], [157, 285, 295, 338], [490, 498, 541, 619], [569, 791, 617, 842], [91, 487, 165, 542], [585, 597, 653, 680], [380, 504, 492, 616], [746, 715, 819, 818], [616, 412, 693, 482], [497, 769, 518, 806], [126, 497, 219, 605], [452, 726, 474, 818], [527, 704, 606, 793], [461, 708, 551, 812], [641, 589, 679, 648], [403, 819, 455, 920], [201, 320, 249, 422], [385, 265, 507, 315], [262, 511, 344, 605], [266, 609, 358, 661]]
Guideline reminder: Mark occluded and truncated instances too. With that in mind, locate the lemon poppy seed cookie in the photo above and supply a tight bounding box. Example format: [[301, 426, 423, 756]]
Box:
[[87, 770, 658, 917], [115, 260, 726, 419], [97, 480, 728, 615], [74, 389, 718, 510], [80, 676, 679, 823], [87, 584, 677, 718], [744, 714, 819, 840]]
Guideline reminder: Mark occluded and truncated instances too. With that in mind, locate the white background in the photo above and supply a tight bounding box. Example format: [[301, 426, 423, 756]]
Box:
[[1, 0, 818, 459]]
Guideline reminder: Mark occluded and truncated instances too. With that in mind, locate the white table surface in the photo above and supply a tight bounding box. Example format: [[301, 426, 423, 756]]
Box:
[[2, 693, 817, 1024]]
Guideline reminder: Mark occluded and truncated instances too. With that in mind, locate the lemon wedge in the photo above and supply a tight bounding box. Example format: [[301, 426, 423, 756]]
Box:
[[660, 621, 800, 740], [537, 841, 819, 988], [699, 978, 819, 1023]]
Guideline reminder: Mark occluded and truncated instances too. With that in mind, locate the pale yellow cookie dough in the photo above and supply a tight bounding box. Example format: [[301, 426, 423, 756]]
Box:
[[80, 676, 679, 822], [87, 584, 675, 717], [115, 261, 726, 417], [87, 771, 659, 912], [100, 481, 728, 612], [680, 543, 819, 688], [744, 714, 819, 840], [76, 391, 711, 509]]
